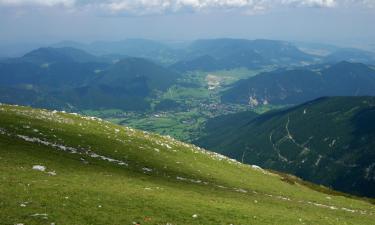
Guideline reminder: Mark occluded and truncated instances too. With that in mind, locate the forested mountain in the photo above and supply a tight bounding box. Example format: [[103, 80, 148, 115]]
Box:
[[221, 61, 375, 106], [0, 47, 180, 110], [53, 39, 183, 65], [196, 97, 375, 197], [171, 39, 317, 72]]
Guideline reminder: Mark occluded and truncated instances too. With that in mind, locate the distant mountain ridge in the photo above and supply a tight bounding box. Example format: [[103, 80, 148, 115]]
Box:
[[21, 47, 100, 64], [324, 48, 375, 65], [0, 47, 107, 89], [0, 47, 180, 110], [2, 40, 375, 112], [52, 38, 375, 71], [53, 39, 183, 65], [221, 61, 375, 106], [54, 38, 319, 71], [171, 38, 318, 71]]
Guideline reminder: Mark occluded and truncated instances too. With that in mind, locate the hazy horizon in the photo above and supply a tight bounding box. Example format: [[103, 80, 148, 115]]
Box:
[[0, 0, 374, 49]]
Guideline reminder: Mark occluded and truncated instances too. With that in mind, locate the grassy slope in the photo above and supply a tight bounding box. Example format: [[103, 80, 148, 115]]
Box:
[[0, 104, 374, 225]]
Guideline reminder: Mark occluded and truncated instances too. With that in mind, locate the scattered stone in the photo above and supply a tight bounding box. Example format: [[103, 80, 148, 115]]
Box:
[[142, 167, 152, 173], [251, 165, 262, 170], [30, 213, 48, 219], [32, 165, 46, 172], [47, 171, 57, 176]]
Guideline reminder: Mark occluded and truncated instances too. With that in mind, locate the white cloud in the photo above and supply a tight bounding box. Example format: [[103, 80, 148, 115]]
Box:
[[360, 0, 375, 8], [282, 0, 337, 8], [0, 0, 373, 15], [0, 0, 75, 7], [92, 0, 339, 15], [99, 0, 262, 14]]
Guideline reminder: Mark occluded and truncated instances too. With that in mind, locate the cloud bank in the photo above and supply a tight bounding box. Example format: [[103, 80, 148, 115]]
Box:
[[0, 0, 373, 15], [0, 0, 75, 7]]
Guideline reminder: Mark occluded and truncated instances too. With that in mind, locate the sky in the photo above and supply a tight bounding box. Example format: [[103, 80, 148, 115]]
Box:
[[0, 0, 374, 48]]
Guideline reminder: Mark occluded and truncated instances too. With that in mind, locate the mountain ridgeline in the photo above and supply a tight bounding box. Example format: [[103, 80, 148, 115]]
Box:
[[1, 40, 375, 112], [222, 61, 375, 106], [0, 47, 180, 110], [196, 97, 375, 197], [171, 39, 317, 72], [324, 48, 375, 65]]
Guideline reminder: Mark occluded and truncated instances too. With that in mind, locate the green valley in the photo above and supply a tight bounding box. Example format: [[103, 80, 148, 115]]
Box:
[[81, 68, 275, 142]]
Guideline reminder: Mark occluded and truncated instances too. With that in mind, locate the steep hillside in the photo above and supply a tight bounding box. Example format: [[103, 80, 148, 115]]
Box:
[[222, 61, 375, 106], [196, 97, 375, 197], [0, 104, 374, 224]]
